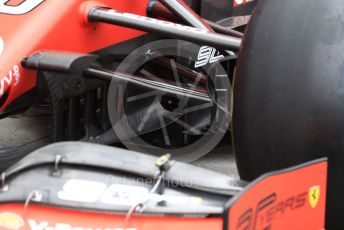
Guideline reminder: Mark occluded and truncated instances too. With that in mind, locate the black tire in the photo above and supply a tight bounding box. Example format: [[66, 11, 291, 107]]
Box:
[[233, 0, 344, 228]]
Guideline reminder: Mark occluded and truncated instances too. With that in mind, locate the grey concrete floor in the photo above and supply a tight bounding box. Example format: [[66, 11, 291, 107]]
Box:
[[0, 107, 239, 178]]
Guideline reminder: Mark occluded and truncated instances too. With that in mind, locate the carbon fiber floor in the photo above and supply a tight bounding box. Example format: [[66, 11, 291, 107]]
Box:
[[0, 107, 239, 178]]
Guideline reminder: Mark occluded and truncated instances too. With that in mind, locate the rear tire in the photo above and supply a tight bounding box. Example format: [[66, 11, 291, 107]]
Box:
[[233, 0, 344, 228]]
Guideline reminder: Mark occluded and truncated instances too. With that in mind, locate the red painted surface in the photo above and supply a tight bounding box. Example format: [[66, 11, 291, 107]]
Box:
[[0, 0, 148, 111], [0, 204, 222, 230], [226, 160, 327, 230], [233, 0, 254, 7]]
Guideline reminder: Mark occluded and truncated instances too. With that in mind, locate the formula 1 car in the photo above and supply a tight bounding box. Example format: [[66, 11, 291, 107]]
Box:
[[0, 142, 328, 230], [0, 0, 337, 228], [0, 0, 254, 163]]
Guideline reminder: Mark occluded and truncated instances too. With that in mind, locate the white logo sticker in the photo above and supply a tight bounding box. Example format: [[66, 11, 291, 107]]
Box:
[[57, 179, 201, 207], [100, 184, 149, 206], [0, 0, 44, 15], [58, 179, 107, 203], [58, 179, 149, 205], [0, 65, 20, 98], [28, 219, 137, 230], [195, 46, 225, 68]]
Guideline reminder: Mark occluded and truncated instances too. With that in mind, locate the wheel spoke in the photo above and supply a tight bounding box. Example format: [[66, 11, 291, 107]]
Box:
[[158, 113, 171, 146], [184, 72, 206, 105], [170, 59, 181, 87], [127, 90, 160, 102], [183, 102, 213, 114], [140, 69, 164, 82], [152, 57, 207, 85], [137, 97, 159, 132], [165, 114, 201, 135], [191, 72, 204, 89]]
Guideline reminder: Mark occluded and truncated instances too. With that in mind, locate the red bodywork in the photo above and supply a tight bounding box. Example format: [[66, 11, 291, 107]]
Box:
[[0, 159, 327, 230], [225, 160, 327, 230], [233, 0, 254, 7], [0, 0, 148, 112]]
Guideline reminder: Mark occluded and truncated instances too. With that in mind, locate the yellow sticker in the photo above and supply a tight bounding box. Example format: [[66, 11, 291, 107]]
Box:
[[0, 212, 24, 230], [190, 197, 203, 205], [309, 185, 321, 208], [156, 154, 170, 167]]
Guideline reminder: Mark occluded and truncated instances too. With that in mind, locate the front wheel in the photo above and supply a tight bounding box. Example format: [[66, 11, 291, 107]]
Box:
[[233, 0, 344, 228]]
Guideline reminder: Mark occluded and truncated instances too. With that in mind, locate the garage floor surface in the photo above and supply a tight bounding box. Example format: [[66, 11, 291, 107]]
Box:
[[0, 107, 239, 178]]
